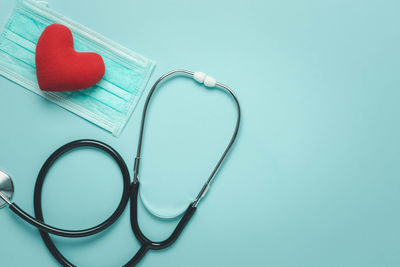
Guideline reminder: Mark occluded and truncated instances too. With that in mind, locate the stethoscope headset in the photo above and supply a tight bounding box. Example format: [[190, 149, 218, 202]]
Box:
[[0, 70, 241, 266]]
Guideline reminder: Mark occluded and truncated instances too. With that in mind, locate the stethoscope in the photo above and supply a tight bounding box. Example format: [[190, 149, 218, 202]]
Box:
[[0, 70, 241, 266]]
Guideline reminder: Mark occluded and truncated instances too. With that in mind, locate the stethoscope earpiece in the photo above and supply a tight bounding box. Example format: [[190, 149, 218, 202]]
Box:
[[0, 170, 14, 208]]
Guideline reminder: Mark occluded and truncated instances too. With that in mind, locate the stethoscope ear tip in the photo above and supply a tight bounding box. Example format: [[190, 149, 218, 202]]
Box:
[[0, 170, 14, 208]]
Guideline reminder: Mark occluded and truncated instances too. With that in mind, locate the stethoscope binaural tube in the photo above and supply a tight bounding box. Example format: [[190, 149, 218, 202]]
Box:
[[0, 69, 241, 267], [133, 70, 241, 206], [127, 69, 241, 265]]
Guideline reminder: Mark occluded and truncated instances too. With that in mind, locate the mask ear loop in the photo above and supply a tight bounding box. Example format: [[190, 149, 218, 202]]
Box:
[[133, 69, 241, 209]]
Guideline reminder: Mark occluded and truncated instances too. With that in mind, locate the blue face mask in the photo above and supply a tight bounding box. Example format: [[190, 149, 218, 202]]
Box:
[[0, 0, 155, 136]]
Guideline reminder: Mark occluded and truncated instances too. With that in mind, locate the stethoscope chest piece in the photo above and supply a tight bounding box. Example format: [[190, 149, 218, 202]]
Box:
[[0, 170, 14, 209]]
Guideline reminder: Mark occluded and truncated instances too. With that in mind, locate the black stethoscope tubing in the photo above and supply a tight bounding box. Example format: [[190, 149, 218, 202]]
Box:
[[3, 70, 241, 266], [28, 139, 195, 267]]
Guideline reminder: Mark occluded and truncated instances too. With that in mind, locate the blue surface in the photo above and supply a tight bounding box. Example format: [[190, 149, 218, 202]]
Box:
[[1, 0, 400, 266]]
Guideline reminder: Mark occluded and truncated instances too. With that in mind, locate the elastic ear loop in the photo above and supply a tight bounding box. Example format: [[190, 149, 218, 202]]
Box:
[[133, 70, 241, 218]]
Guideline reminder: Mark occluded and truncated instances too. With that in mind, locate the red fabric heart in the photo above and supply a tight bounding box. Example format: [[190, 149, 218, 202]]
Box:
[[35, 24, 105, 91]]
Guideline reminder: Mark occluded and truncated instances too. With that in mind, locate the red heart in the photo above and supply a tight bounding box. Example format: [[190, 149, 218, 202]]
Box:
[[35, 24, 105, 91]]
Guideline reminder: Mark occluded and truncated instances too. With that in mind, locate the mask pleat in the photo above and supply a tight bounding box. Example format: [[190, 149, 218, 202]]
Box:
[[0, 34, 35, 66], [0, 49, 36, 81], [81, 86, 129, 114], [97, 80, 132, 101], [52, 90, 123, 122], [8, 12, 47, 44], [3, 30, 36, 52]]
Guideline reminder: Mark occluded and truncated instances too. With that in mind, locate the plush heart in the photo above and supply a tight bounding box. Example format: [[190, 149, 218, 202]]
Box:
[[35, 24, 105, 91]]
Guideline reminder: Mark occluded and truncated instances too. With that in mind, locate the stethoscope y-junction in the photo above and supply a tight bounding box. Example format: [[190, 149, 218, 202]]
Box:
[[0, 70, 241, 266]]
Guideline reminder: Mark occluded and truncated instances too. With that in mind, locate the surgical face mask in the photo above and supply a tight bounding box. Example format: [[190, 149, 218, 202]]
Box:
[[0, 0, 155, 136]]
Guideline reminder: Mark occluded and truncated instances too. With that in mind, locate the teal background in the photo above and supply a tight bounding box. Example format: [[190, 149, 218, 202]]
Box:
[[0, 0, 400, 266]]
